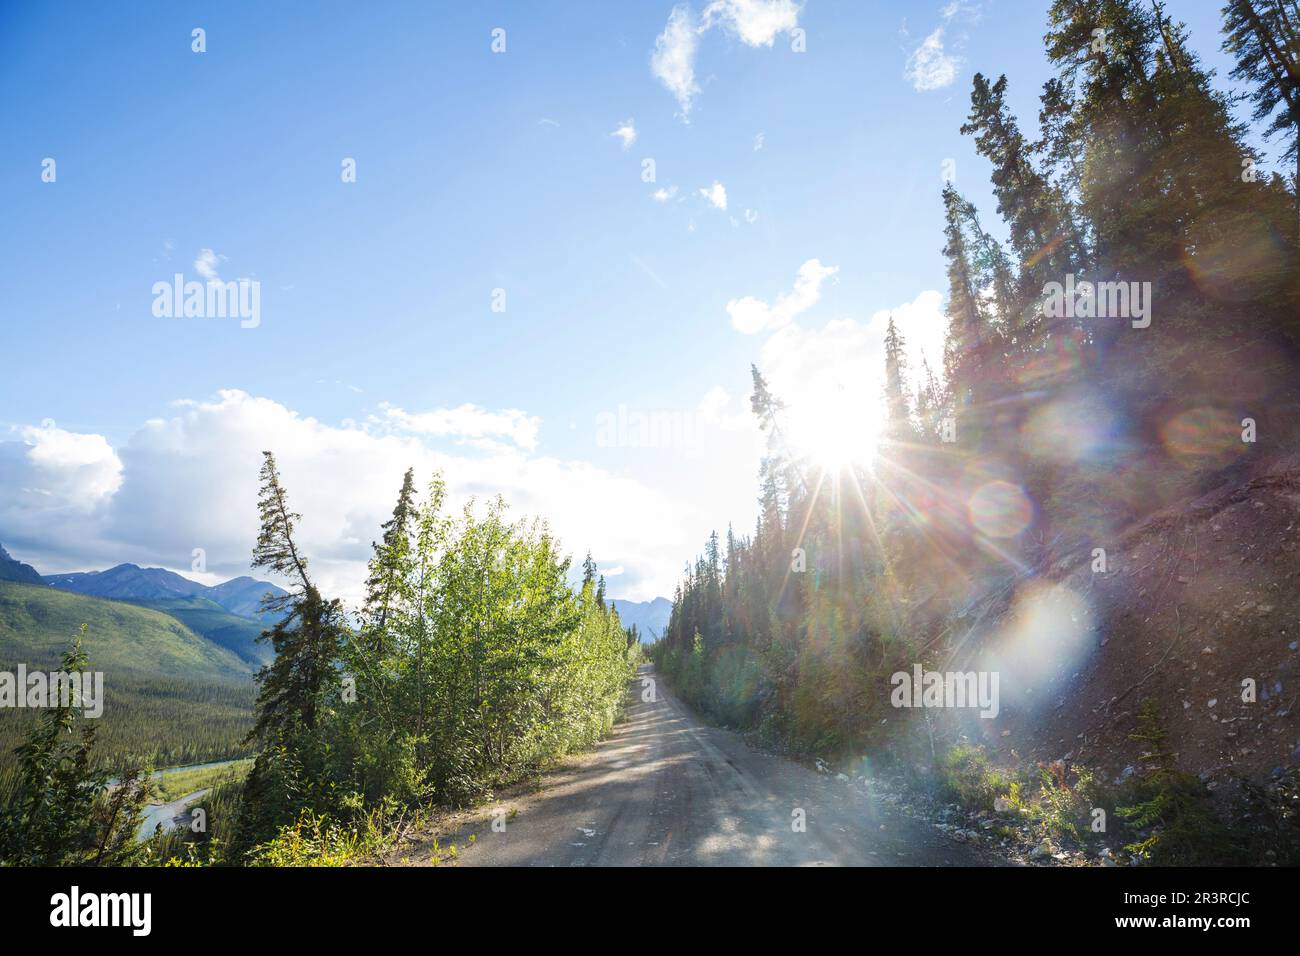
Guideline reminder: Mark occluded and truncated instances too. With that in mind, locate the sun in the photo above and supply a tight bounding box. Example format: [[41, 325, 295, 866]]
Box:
[[784, 398, 883, 473]]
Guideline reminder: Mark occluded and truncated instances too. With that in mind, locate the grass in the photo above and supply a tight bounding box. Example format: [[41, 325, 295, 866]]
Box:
[[933, 700, 1292, 865], [153, 759, 253, 802], [247, 803, 426, 867], [937, 744, 1027, 810]]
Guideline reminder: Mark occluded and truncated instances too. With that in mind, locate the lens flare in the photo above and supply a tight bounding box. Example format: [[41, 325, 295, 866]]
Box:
[[1021, 394, 1123, 467], [1160, 406, 1247, 468], [968, 480, 1033, 538], [1184, 223, 1291, 304], [980, 583, 1094, 713]]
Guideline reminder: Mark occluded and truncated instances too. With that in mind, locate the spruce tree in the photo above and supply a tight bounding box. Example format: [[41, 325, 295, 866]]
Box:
[[1221, 0, 1300, 200], [361, 467, 417, 652], [246, 451, 346, 741], [961, 72, 1084, 293], [882, 316, 913, 439]]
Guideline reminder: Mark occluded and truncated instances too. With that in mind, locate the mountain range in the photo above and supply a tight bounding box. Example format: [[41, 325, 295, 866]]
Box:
[[0, 544, 285, 667], [42, 562, 287, 623], [608, 596, 672, 641]]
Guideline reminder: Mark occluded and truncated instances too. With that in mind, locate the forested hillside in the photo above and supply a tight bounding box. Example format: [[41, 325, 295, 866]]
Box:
[[0, 581, 257, 800], [126, 596, 271, 666], [653, 0, 1300, 865], [0, 582, 252, 679]]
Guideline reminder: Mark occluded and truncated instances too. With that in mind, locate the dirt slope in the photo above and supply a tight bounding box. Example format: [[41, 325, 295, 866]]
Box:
[[959, 459, 1300, 788]]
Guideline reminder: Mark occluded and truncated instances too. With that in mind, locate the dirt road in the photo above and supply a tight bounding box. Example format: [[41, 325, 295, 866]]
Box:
[[405, 665, 997, 866]]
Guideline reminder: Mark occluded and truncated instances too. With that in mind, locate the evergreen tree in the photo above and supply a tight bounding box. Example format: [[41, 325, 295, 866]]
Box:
[[246, 452, 347, 741], [1221, 0, 1300, 199], [882, 316, 914, 439], [360, 467, 417, 652], [961, 72, 1084, 295]]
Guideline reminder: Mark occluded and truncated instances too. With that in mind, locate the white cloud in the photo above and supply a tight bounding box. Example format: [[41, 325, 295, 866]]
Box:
[[905, 27, 961, 91], [651, 1, 801, 117], [941, 0, 984, 22], [652, 185, 679, 202], [194, 248, 224, 281], [651, 5, 702, 116], [743, 208, 759, 223], [726, 258, 837, 334], [759, 291, 947, 396], [1, 423, 122, 514], [871, 290, 948, 383], [610, 118, 637, 150], [753, 131, 765, 151], [0, 391, 710, 604], [698, 181, 728, 210], [377, 402, 540, 452], [702, 0, 801, 46]]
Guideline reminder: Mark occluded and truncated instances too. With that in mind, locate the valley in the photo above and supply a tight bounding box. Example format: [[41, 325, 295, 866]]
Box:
[[0, 550, 275, 789]]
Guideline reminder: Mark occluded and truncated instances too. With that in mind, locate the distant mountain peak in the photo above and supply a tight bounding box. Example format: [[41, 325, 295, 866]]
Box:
[[607, 595, 672, 641], [45, 561, 287, 622], [0, 542, 44, 585]]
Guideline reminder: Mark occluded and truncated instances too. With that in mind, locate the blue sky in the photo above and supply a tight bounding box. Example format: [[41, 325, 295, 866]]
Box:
[[0, 1, 1270, 602]]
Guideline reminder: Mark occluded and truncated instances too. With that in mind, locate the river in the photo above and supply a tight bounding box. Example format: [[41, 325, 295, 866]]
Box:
[[127, 757, 247, 840]]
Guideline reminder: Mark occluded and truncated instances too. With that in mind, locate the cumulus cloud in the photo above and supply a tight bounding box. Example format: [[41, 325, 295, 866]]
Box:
[[610, 118, 637, 150], [698, 181, 728, 210], [878, 289, 949, 379], [905, 27, 961, 91], [377, 402, 540, 452], [0, 391, 708, 604], [726, 258, 837, 334], [651, 1, 801, 117], [758, 288, 947, 399], [652, 185, 679, 202], [701, 0, 801, 46], [194, 248, 224, 281], [0, 423, 123, 514]]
